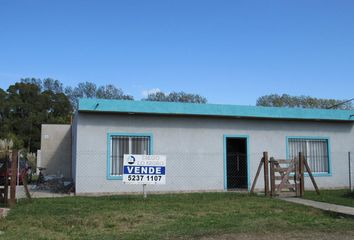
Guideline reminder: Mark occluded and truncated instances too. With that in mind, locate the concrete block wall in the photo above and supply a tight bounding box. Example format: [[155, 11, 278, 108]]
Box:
[[40, 124, 72, 178]]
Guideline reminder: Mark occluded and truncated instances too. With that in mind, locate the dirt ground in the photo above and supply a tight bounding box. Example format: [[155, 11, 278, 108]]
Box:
[[201, 231, 354, 240]]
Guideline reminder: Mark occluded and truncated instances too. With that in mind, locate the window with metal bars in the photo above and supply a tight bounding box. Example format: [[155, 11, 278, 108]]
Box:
[[110, 135, 150, 176], [288, 138, 330, 174]]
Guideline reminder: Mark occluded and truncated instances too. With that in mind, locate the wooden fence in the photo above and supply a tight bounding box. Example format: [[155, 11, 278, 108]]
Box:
[[251, 152, 320, 197]]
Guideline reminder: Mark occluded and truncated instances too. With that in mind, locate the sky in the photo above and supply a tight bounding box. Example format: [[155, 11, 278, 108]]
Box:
[[0, 0, 354, 105]]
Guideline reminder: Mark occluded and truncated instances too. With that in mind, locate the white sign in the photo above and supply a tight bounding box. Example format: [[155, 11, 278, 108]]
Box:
[[123, 155, 166, 185]]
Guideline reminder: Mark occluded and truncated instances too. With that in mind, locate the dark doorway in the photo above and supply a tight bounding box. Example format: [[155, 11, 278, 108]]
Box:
[[226, 138, 248, 189]]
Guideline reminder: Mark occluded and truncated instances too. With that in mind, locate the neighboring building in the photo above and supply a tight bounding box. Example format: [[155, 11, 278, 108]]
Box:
[[39, 124, 72, 178], [70, 98, 354, 194]]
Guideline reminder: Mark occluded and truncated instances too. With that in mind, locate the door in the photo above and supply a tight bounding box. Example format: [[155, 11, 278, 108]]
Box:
[[226, 137, 248, 189]]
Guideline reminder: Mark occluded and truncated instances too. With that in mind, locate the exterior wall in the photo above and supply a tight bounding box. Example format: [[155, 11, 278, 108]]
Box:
[[40, 124, 72, 178], [71, 114, 78, 181], [74, 112, 354, 194]]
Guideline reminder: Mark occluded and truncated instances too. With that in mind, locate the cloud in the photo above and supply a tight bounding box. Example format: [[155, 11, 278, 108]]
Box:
[[142, 88, 161, 97]]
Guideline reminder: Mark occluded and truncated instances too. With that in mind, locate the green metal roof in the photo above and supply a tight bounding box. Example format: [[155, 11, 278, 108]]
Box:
[[78, 98, 354, 122]]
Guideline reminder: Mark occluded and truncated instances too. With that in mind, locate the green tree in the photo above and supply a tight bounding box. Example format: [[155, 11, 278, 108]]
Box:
[[256, 94, 353, 110], [65, 82, 133, 110], [5, 81, 72, 152], [144, 91, 207, 103], [0, 88, 8, 138], [20, 78, 42, 90], [6, 82, 44, 151], [2, 78, 134, 152], [43, 78, 64, 94], [96, 84, 133, 100]]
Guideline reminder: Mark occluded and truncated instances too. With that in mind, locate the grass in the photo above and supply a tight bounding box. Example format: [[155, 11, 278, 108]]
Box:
[[0, 192, 354, 240], [304, 189, 354, 207]]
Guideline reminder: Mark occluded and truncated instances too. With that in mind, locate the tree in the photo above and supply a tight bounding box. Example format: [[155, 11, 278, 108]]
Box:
[[4, 81, 72, 152], [143, 91, 168, 102], [6, 82, 45, 151], [42, 91, 73, 123], [43, 78, 64, 94], [0, 88, 6, 118], [143, 91, 207, 104], [2, 78, 133, 152], [256, 94, 353, 110], [0, 88, 7, 138], [20, 78, 42, 91], [65, 82, 133, 110], [96, 84, 134, 100]]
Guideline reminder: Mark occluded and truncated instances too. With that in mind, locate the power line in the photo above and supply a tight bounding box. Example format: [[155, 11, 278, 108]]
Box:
[[326, 98, 354, 109]]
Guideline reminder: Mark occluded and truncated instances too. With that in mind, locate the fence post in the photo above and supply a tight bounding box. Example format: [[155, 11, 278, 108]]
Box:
[[299, 152, 304, 197], [269, 157, 276, 197], [9, 149, 18, 207], [263, 152, 269, 196], [3, 152, 9, 206], [250, 157, 264, 194], [295, 157, 300, 197]]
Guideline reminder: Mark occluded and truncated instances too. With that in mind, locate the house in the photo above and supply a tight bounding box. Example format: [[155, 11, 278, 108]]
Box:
[[56, 98, 354, 194]]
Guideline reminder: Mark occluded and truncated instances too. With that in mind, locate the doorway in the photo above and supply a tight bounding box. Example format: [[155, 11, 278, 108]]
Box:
[[225, 137, 248, 190]]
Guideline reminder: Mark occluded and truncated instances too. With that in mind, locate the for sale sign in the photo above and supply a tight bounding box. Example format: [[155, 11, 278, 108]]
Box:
[[123, 155, 166, 184]]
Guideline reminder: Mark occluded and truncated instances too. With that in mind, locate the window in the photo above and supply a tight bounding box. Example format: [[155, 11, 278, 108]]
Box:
[[287, 138, 330, 174], [109, 135, 151, 177]]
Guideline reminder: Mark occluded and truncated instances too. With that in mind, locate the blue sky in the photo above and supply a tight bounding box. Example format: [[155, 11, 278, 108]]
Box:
[[0, 0, 353, 105]]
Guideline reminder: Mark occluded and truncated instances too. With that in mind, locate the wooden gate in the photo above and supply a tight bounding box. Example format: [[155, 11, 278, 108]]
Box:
[[251, 152, 320, 197], [270, 157, 299, 197]]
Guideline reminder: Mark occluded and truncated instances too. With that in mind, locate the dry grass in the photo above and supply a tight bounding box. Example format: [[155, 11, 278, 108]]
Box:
[[304, 189, 354, 207], [1, 192, 354, 239]]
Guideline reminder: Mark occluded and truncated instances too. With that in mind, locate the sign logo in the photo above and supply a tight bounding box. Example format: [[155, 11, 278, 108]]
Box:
[[127, 155, 135, 164]]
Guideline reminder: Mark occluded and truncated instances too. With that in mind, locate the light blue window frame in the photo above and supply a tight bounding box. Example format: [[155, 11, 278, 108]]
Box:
[[223, 135, 251, 191], [286, 136, 332, 177], [106, 132, 154, 180]]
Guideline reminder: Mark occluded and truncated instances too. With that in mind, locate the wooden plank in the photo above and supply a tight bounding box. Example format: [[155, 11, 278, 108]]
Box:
[[263, 152, 269, 196], [274, 160, 295, 180], [275, 176, 296, 191], [269, 157, 275, 197], [299, 152, 305, 197], [286, 180, 296, 191], [275, 165, 295, 171], [250, 158, 264, 194], [9, 150, 18, 207], [274, 176, 283, 180], [274, 175, 296, 182], [287, 185, 296, 192], [294, 158, 300, 197], [273, 167, 289, 173], [275, 159, 292, 164], [276, 183, 295, 189], [4, 154, 9, 206], [304, 158, 320, 195]]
